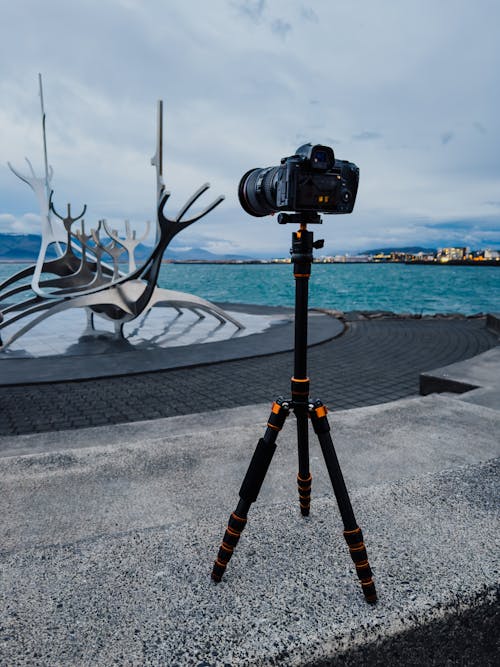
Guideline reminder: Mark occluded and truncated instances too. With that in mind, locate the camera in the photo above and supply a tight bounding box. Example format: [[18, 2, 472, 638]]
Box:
[[238, 143, 359, 217]]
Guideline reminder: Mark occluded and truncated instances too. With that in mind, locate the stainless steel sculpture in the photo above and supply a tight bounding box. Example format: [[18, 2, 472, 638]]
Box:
[[0, 77, 243, 350]]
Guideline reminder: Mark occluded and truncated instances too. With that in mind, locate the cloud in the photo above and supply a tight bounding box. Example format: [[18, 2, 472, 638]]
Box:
[[271, 18, 292, 38], [352, 131, 382, 141], [202, 239, 242, 254], [0, 213, 42, 234], [422, 219, 500, 237], [423, 220, 478, 231], [416, 217, 500, 249], [441, 131, 454, 145], [300, 6, 319, 22], [232, 0, 266, 23]]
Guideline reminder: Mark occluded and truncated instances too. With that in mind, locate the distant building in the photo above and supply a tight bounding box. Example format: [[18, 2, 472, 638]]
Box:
[[348, 255, 370, 263], [329, 254, 370, 263], [416, 251, 436, 261], [437, 247, 469, 262], [373, 252, 392, 262]]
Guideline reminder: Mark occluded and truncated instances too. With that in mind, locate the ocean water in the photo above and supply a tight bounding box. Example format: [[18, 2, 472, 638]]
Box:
[[159, 263, 500, 315], [1, 262, 499, 315]]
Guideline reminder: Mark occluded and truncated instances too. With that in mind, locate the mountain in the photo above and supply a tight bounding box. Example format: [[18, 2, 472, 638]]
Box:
[[0, 233, 250, 262], [0, 234, 60, 260], [361, 246, 437, 255], [162, 247, 250, 261]]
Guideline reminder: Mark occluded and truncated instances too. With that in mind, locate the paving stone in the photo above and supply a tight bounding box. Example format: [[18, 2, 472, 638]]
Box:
[[0, 318, 497, 436]]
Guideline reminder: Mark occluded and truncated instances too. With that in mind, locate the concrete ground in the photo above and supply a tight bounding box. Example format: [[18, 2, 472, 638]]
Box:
[[0, 310, 499, 665]]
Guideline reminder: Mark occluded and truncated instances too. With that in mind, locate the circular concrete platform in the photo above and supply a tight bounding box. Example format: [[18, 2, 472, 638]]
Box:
[[0, 302, 343, 385]]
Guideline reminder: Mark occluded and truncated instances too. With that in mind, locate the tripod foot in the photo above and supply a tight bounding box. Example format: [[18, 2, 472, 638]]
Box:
[[344, 527, 377, 603], [297, 472, 312, 516], [212, 511, 247, 582]]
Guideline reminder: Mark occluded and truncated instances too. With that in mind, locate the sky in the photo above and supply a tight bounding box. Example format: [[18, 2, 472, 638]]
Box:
[[0, 0, 499, 257]]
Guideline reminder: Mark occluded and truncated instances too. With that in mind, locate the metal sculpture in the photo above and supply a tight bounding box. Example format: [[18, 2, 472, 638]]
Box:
[[0, 77, 242, 350]]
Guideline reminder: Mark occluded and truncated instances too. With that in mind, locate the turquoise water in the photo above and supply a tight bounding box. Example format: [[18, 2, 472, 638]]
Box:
[[160, 263, 500, 315], [1, 262, 499, 315]]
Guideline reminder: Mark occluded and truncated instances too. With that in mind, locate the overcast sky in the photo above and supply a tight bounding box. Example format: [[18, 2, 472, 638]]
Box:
[[0, 0, 499, 256]]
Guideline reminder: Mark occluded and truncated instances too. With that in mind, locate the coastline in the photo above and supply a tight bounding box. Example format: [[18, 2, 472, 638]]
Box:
[[1, 258, 499, 266]]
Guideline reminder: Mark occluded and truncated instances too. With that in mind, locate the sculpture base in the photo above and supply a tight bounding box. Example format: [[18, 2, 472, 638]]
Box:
[[0, 304, 280, 359], [0, 305, 342, 386]]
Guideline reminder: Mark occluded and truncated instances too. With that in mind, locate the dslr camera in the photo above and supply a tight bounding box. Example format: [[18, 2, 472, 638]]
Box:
[[238, 143, 359, 218]]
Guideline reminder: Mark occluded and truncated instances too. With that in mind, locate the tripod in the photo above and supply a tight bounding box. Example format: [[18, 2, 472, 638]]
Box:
[[211, 213, 376, 603]]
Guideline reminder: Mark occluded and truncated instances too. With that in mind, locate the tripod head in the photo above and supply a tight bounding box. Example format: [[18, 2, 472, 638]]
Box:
[[286, 217, 325, 265], [275, 212, 325, 260], [277, 212, 323, 225]]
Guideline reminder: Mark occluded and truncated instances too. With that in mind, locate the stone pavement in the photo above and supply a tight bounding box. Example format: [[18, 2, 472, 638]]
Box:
[[0, 315, 497, 436]]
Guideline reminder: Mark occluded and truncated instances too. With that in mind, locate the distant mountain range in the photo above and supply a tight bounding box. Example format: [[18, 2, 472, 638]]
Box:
[[0, 233, 249, 262], [2, 235, 470, 263], [0, 234, 58, 260]]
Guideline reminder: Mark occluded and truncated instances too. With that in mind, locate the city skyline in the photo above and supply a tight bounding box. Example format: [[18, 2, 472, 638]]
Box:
[[0, 1, 499, 255], [0, 230, 498, 263]]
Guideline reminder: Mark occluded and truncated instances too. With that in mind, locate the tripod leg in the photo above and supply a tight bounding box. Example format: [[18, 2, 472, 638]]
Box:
[[292, 375, 312, 516], [309, 400, 377, 604], [211, 399, 290, 582], [295, 407, 312, 516]]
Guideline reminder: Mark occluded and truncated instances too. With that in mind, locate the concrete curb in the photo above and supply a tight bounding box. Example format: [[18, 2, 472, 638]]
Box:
[[486, 312, 500, 335], [420, 345, 500, 410]]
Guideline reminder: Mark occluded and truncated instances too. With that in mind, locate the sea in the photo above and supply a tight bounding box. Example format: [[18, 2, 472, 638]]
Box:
[[1, 262, 499, 315]]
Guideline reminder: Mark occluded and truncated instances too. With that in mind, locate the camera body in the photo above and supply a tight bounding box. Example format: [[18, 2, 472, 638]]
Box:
[[238, 143, 359, 218]]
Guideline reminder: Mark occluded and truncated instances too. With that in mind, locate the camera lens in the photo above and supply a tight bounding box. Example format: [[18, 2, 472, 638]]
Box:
[[238, 166, 282, 217]]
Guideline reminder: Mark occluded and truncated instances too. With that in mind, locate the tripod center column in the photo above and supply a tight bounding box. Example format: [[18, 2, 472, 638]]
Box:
[[291, 227, 314, 382], [291, 226, 314, 516]]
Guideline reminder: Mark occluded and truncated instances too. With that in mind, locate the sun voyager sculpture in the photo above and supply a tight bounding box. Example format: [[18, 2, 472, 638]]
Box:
[[0, 75, 242, 351]]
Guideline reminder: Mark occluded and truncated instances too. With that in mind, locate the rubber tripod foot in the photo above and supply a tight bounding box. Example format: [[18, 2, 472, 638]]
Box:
[[361, 580, 377, 604], [211, 560, 226, 583]]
